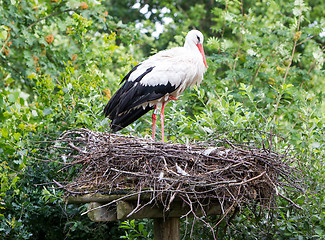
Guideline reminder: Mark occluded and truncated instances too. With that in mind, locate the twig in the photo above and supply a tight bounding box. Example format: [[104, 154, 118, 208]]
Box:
[[229, 171, 266, 186], [81, 190, 161, 216], [67, 142, 87, 154], [126, 186, 142, 218], [282, 5, 302, 84], [296, 35, 314, 46], [214, 184, 242, 229], [52, 179, 90, 195], [278, 192, 303, 210]]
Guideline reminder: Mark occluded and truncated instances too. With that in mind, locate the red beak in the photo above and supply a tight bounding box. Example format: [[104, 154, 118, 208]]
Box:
[[196, 43, 208, 68]]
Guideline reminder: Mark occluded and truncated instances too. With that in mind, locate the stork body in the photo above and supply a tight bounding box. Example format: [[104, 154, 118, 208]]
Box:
[[104, 30, 207, 141]]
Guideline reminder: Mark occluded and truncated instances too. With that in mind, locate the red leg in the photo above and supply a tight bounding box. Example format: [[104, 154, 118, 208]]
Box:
[[152, 105, 158, 140], [160, 102, 166, 142]]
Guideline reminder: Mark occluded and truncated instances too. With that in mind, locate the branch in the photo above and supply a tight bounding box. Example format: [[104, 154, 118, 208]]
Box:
[[278, 192, 303, 210], [52, 179, 90, 195], [81, 190, 157, 216], [283, 6, 302, 84], [250, 52, 276, 84], [283, 38, 298, 84], [296, 34, 314, 46], [67, 142, 88, 154], [213, 184, 242, 229], [228, 171, 266, 187]]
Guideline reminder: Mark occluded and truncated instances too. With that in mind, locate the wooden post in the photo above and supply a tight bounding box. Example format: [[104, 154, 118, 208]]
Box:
[[154, 217, 180, 240]]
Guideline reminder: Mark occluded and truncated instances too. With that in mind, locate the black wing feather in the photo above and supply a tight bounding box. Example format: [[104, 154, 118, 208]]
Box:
[[110, 105, 154, 132], [104, 66, 154, 117], [127, 82, 178, 109], [104, 65, 179, 132]]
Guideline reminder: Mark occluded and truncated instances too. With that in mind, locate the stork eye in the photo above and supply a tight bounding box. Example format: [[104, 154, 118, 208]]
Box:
[[197, 36, 201, 42]]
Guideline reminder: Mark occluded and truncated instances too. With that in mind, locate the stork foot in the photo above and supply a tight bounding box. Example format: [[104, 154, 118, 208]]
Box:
[[168, 96, 178, 101]]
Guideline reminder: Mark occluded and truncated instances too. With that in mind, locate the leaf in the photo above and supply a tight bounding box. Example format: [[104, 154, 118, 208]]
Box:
[[8, 93, 17, 103], [294, 0, 305, 6], [31, 110, 38, 117], [13, 132, 21, 141], [207, 37, 220, 50], [138, 223, 144, 233], [247, 49, 257, 56], [43, 108, 52, 116], [0, 95, 3, 107], [293, 7, 301, 16], [315, 228, 324, 236], [313, 48, 324, 64], [311, 142, 320, 148], [0, 25, 7, 39]]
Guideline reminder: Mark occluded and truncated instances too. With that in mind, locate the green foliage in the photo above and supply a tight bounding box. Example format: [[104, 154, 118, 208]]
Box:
[[119, 219, 153, 239], [0, 0, 324, 239], [0, 162, 19, 215]]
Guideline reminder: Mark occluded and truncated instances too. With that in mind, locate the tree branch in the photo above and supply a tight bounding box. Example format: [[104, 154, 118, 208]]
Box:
[[296, 34, 314, 46]]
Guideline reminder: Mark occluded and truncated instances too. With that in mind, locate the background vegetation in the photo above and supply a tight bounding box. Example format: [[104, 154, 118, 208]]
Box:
[[0, 0, 324, 239]]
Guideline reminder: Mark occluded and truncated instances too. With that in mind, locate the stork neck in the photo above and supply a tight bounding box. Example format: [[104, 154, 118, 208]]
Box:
[[184, 41, 200, 55]]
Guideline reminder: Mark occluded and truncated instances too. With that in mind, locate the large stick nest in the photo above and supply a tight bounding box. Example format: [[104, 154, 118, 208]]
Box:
[[49, 128, 302, 215]]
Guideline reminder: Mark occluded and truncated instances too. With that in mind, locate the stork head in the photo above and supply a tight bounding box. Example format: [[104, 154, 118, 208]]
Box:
[[185, 30, 208, 68]]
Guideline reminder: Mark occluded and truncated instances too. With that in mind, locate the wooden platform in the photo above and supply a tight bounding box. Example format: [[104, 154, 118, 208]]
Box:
[[66, 193, 222, 240]]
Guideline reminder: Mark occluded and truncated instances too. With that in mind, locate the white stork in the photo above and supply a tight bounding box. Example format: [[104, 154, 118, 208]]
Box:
[[104, 30, 207, 141]]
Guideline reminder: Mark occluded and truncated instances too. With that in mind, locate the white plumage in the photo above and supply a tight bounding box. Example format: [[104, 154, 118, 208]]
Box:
[[104, 30, 207, 141]]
